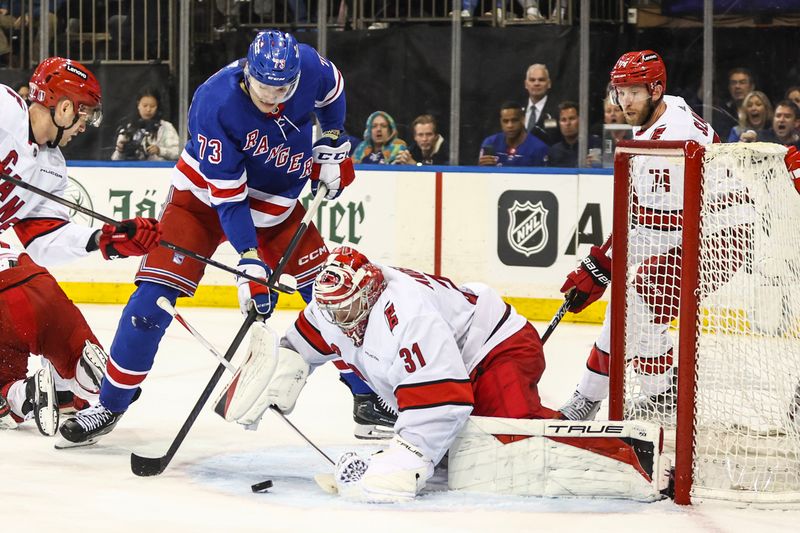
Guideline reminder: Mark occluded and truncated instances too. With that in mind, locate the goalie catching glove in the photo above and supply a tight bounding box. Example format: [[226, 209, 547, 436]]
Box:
[[95, 217, 162, 260], [214, 322, 309, 427], [311, 130, 355, 200], [560, 244, 612, 313], [320, 435, 435, 503]]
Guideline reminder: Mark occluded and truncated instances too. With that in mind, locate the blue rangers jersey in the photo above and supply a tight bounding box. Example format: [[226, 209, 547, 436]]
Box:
[[172, 44, 345, 252]]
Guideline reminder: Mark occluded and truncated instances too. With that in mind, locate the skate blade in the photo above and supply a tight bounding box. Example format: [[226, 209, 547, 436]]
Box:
[[354, 423, 393, 440], [34, 367, 58, 437], [54, 435, 100, 450]]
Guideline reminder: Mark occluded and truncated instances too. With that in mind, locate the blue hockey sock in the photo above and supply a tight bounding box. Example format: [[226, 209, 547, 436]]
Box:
[[339, 372, 373, 395], [101, 282, 181, 412]]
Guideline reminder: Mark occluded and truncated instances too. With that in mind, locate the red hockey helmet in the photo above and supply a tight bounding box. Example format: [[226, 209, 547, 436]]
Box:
[[610, 50, 667, 94], [314, 246, 386, 343], [29, 57, 103, 126]]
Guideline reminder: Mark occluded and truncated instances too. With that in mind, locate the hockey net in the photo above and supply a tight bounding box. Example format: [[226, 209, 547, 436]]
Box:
[[608, 140, 800, 505]]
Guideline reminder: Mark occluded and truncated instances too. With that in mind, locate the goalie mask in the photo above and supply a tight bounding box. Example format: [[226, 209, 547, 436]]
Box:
[[314, 246, 386, 346]]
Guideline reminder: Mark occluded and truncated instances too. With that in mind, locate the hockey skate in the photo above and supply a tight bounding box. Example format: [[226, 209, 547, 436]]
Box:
[[77, 341, 108, 394], [628, 370, 678, 419], [0, 394, 19, 430], [56, 402, 123, 449], [22, 365, 59, 436], [788, 381, 800, 423], [559, 390, 602, 421], [353, 392, 397, 440]]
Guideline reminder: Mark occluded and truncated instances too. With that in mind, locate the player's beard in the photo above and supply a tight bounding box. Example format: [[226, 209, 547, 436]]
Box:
[[625, 98, 655, 128]]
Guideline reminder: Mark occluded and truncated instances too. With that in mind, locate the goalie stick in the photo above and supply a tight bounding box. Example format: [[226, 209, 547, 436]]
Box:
[[0, 172, 294, 294], [129, 184, 329, 477], [157, 297, 335, 466], [540, 235, 613, 344]]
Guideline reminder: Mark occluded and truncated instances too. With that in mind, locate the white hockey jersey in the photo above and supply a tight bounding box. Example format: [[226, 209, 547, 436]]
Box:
[[0, 84, 96, 267], [629, 95, 719, 215], [284, 265, 528, 464]]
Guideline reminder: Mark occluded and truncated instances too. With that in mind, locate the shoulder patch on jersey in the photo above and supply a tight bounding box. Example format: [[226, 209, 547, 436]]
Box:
[[384, 302, 399, 332]]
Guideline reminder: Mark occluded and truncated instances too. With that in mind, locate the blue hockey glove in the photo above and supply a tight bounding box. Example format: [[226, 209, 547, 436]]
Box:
[[235, 249, 278, 317]]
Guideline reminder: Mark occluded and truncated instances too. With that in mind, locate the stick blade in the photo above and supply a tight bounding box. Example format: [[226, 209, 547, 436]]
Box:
[[131, 453, 169, 477]]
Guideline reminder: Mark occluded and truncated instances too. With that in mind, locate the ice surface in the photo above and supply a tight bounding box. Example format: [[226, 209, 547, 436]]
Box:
[[3, 306, 798, 532]]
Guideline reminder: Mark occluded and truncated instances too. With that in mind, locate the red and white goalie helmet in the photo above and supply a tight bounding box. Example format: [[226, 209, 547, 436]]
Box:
[[609, 50, 666, 105], [314, 246, 386, 341]]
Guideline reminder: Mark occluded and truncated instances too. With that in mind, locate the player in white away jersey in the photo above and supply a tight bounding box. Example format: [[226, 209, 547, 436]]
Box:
[[557, 50, 731, 420], [0, 58, 161, 436], [216, 246, 559, 502]]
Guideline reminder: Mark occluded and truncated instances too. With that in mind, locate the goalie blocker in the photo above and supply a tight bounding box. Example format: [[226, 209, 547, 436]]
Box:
[[448, 416, 671, 502]]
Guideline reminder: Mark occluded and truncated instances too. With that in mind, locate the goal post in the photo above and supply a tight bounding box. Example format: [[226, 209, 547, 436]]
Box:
[[609, 139, 800, 505]]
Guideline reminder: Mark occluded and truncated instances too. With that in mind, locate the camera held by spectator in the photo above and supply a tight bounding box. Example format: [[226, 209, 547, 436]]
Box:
[[115, 119, 161, 160]]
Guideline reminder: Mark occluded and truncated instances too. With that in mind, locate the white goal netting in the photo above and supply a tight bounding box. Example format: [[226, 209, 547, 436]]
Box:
[[617, 142, 800, 504]]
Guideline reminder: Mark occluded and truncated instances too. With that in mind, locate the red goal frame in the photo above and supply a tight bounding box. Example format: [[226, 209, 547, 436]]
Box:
[[608, 140, 704, 506]]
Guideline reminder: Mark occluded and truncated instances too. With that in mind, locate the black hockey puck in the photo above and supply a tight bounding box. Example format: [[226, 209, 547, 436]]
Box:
[[251, 479, 273, 493]]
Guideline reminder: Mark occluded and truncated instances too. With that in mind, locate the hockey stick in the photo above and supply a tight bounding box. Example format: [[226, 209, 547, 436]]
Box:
[[540, 235, 613, 344], [157, 297, 334, 466], [0, 172, 293, 293], [540, 290, 574, 345], [129, 184, 328, 477]]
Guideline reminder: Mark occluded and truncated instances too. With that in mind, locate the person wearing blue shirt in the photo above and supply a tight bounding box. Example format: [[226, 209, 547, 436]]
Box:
[[546, 101, 602, 168], [479, 102, 548, 167]]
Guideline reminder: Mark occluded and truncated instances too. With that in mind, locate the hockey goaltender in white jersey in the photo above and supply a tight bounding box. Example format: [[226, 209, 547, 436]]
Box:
[[216, 246, 672, 503]]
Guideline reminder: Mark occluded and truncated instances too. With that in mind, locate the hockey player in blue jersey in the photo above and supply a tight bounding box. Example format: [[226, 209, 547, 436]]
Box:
[[58, 30, 395, 447]]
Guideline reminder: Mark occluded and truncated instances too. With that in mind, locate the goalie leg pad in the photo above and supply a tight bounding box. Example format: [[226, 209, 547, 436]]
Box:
[[215, 322, 309, 425], [448, 416, 671, 502]]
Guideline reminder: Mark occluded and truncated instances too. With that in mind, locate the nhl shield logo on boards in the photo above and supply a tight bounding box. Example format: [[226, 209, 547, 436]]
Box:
[[507, 200, 549, 257], [497, 190, 558, 268]]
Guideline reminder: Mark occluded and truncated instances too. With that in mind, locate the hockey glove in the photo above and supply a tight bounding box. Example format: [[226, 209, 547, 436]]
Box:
[[235, 249, 278, 317], [334, 436, 434, 502], [311, 130, 355, 200], [560, 245, 612, 313], [786, 145, 800, 194], [98, 217, 162, 260]]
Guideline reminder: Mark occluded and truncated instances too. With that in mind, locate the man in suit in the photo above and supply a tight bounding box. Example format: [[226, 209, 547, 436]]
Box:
[[523, 63, 562, 146]]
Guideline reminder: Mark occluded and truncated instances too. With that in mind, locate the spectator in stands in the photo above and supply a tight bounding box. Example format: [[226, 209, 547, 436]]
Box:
[[523, 63, 561, 146], [728, 90, 773, 143], [0, 1, 57, 62], [786, 86, 800, 110], [459, 1, 543, 20], [546, 101, 601, 168], [597, 93, 631, 168], [0, 8, 15, 59], [111, 87, 179, 161], [352, 111, 407, 164], [714, 67, 755, 141], [760, 100, 800, 148], [602, 94, 629, 141], [394, 114, 449, 166], [479, 101, 548, 167]]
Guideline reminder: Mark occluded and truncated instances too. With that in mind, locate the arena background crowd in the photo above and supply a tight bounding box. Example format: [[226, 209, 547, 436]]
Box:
[[1, 0, 799, 164]]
